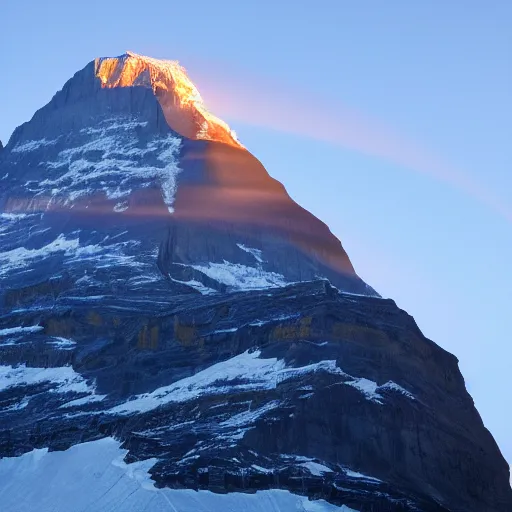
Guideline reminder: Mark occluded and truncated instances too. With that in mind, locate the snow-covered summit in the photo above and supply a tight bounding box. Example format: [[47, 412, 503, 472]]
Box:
[[95, 51, 242, 148]]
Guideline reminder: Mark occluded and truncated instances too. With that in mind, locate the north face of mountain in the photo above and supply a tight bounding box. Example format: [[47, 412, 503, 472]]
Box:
[[0, 53, 510, 512]]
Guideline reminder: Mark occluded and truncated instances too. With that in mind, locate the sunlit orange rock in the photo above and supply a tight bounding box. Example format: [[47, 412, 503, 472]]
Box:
[[95, 51, 243, 149]]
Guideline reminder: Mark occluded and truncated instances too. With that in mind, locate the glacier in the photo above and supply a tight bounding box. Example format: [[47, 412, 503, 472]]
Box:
[[0, 437, 358, 512]]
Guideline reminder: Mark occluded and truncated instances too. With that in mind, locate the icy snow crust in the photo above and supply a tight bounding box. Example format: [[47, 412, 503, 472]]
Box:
[[0, 437, 358, 512]]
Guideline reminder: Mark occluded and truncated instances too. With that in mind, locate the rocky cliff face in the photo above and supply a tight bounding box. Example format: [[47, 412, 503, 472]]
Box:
[[1, 52, 372, 295], [0, 53, 510, 512]]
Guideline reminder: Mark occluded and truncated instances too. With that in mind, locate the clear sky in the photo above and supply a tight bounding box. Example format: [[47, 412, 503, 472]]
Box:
[[1, 1, 511, 469]]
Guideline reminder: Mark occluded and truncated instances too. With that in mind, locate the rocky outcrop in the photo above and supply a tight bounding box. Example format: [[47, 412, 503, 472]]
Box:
[[0, 281, 510, 511], [0, 53, 510, 512]]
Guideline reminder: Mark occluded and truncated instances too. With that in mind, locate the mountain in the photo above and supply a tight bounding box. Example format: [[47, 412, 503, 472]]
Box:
[[0, 52, 510, 512]]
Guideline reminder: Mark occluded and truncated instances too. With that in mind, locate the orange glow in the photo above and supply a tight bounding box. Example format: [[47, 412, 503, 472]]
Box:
[[95, 52, 243, 149]]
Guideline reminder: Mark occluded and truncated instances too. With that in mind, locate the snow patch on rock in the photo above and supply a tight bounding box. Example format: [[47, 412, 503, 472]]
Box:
[[170, 277, 218, 295], [345, 378, 383, 404], [343, 468, 382, 483], [11, 138, 58, 153], [192, 261, 287, 290], [0, 235, 81, 276], [46, 337, 77, 350], [220, 400, 281, 428], [345, 378, 415, 404], [0, 326, 43, 337], [237, 243, 264, 263], [301, 461, 334, 476], [377, 381, 416, 400], [0, 364, 98, 398], [0, 213, 34, 221], [0, 231, 152, 280], [109, 351, 345, 416]]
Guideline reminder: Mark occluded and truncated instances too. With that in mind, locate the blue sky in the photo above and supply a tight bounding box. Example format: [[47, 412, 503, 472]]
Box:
[[1, 1, 510, 467]]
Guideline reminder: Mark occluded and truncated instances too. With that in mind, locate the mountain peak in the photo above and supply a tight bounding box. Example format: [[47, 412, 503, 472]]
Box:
[[1, 52, 512, 512], [94, 51, 242, 148]]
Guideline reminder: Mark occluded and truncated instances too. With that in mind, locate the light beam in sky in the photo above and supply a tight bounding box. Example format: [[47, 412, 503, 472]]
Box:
[[187, 61, 512, 224]]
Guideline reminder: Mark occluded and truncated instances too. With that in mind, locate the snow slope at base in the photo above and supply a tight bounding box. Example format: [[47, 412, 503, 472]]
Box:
[[0, 437, 358, 512]]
